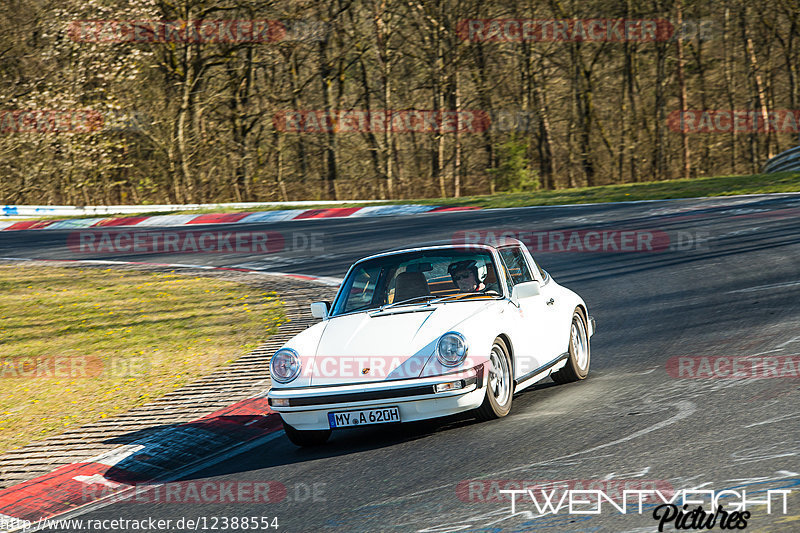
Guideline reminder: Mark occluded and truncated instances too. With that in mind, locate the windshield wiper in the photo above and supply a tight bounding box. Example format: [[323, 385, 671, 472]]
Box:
[[374, 290, 501, 313], [378, 294, 436, 311], [430, 290, 501, 303]]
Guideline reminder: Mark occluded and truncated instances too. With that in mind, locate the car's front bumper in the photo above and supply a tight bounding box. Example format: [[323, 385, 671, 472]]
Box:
[[267, 365, 485, 430]]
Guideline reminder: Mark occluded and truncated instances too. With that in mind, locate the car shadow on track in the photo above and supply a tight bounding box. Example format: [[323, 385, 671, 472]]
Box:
[[95, 376, 580, 486]]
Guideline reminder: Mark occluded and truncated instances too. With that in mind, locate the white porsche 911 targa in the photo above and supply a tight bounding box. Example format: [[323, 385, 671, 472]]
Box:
[[267, 238, 594, 446]]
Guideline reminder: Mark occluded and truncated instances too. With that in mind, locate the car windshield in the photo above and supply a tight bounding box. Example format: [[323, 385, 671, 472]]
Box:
[[330, 248, 503, 316]]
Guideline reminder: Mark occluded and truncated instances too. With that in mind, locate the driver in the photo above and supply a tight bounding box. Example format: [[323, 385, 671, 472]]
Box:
[[447, 260, 485, 293]]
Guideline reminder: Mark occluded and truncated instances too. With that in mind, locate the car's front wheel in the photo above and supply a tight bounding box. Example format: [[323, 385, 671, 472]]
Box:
[[282, 420, 331, 447], [551, 308, 591, 384], [475, 337, 514, 420]]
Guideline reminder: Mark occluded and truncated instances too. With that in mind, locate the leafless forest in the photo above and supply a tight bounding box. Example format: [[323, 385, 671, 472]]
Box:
[[1, 0, 799, 204]]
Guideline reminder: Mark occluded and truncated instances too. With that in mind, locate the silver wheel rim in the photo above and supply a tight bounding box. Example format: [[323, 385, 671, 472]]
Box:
[[488, 344, 510, 406], [571, 316, 589, 371]]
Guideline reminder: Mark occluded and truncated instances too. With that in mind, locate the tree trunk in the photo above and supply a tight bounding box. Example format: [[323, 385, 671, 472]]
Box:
[[318, 34, 338, 200], [723, 4, 738, 174], [676, 0, 691, 180]]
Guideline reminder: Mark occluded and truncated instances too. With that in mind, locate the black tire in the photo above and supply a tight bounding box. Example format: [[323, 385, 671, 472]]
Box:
[[282, 420, 331, 447], [551, 308, 591, 384], [475, 337, 514, 420]]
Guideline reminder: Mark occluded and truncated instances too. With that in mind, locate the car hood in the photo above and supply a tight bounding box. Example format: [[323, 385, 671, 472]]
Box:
[[308, 299, 495, 385]]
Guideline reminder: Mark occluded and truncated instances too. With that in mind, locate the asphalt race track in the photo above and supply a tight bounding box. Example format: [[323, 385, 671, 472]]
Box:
[[2, 193, 800, 532]]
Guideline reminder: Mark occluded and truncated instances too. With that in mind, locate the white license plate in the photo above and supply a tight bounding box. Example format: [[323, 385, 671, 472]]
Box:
[[328, 407, 401, 428]]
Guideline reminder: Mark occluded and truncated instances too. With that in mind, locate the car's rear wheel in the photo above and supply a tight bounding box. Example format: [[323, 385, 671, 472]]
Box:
[[475, 337, 514, 420], [282, 420, 331, 447], [551, 308, 591, 384]]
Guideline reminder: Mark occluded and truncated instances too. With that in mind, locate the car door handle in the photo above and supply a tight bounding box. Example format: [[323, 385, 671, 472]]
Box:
[[546, 298, 555, 305]]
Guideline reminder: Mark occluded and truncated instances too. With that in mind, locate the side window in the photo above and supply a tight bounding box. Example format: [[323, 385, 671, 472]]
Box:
[[499, 247, 534, 291], [520, 246, 548, 282], [533, 259, 547, 281]]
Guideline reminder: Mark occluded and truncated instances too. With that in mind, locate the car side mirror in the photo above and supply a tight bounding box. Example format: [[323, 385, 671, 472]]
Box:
[[511, 280, 541, 300], [310, 301, 329, 319]]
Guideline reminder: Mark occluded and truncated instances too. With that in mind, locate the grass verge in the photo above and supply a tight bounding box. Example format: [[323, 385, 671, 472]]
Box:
[[418, 171, 800, 209], [0, 266, 285, 454]]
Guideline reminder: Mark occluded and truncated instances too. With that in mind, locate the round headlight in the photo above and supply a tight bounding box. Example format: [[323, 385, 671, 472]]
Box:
[[437, 332, 468, 367], [270, 348, 301, 383]]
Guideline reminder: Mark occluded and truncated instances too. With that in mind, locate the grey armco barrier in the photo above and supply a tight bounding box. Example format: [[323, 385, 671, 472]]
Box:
[[763, 145, 800, 173]]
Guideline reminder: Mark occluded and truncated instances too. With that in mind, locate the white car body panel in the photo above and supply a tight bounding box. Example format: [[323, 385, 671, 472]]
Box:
[[310, 300, 493, 385]]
